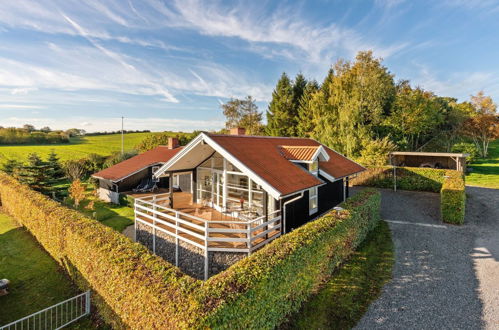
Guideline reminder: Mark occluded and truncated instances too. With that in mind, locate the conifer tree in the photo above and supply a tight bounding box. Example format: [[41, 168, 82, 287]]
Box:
[[296, 80, 319, 137], [47, 150, 64, 180], [266, 73, 294, 136], [1, 159, 20, 175], [16, 153, 51, 193]]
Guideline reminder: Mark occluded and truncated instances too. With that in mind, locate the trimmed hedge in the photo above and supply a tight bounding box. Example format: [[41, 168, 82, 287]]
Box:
[[0, 171, 381, 329], [351, 166, 447, 192], [200, 188, 381, 328], [353, 167, 466, 225], [441, 170, 466, 224], [0, 172, 199, 329]]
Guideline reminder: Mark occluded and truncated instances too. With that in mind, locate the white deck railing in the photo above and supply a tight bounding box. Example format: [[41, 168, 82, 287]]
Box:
[[134, 193, 281, 253]]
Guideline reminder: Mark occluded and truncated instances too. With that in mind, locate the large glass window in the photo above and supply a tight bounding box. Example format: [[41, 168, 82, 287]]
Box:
[[309, 187, 318, 215]]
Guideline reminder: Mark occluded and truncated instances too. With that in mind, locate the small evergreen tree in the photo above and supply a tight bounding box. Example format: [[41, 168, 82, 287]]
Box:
[[47, 150, 64, 180], [1, 159, 20, 174], [16, 153, 51, 193]]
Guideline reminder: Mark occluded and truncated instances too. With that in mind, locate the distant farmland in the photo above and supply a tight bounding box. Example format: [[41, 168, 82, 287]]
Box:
[[0, 133, 151, 162]]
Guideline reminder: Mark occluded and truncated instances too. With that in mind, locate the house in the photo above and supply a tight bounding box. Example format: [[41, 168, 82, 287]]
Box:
[[92, 137, 186, 204], [132, 128, 365, 279]]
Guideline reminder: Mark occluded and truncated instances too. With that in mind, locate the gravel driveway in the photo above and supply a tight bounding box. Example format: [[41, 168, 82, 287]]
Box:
[[353, 186, 499, 330]]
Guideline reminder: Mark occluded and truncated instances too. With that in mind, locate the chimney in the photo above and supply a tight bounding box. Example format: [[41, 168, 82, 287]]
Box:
[[230, 127, 246, 136], [168, 137, 179, 149]]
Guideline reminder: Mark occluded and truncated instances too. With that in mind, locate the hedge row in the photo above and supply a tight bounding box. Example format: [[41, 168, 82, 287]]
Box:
[[351, 166, 447, 192], [200, 188, 381, 328], [352, 166, 466, 225], [0, 171, 381, 329], [441, 170, 466, 224], [0, 172, 198, 329]]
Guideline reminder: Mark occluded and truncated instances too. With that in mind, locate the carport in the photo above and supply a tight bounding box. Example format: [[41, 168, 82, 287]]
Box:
[[389, 151, 469, 172]]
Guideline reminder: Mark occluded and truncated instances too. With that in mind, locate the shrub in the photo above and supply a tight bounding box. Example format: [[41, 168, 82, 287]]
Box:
[[440, 170, 465, 224], [199, 189, 381, 328], [357, 137, 396, 166], [0, 172, 380, 329], [451, 142, 479, 163]]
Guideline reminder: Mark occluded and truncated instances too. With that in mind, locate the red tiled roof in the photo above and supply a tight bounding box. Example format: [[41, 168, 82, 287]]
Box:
[[207, 134, 365, 196], [319, 147, 366, 179], [279, 145, 319, 161], [92, 146, 183, 181]]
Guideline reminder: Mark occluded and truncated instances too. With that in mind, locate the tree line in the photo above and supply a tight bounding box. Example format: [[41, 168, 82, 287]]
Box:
[[221, 51, 498, 164], [0, 125, 71, 145]]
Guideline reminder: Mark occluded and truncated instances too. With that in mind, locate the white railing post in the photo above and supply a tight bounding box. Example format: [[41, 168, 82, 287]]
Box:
[[152, 196, 157, 254], [175, 211, 179, 267], [204, 221, 208, 280], [85, 290, 91, 315]]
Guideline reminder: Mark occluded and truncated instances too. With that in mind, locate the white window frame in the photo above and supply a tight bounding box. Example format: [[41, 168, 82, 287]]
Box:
[[308, 160, 319, 175], [152, 166, 160, 182], [309, 186, 318, 215]]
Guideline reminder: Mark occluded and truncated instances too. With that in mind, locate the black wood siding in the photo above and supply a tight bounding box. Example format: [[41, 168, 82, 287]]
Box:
[[282, 175, 345, 233], [98, 165, 170, 193]]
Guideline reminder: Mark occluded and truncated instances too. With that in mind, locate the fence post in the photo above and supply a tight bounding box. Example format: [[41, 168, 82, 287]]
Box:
[[204, 222, 208, 280], [152, 196, 156, 254], [175, 211, 179, 267], [85, 291, 91, 315]]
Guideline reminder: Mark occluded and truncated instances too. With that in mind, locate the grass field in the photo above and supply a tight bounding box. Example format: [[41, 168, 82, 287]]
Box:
[[0, 133, 151, 163], [285, 221, 394, 329], [0, 212, 81, 325], [466, 139, 499, 189]]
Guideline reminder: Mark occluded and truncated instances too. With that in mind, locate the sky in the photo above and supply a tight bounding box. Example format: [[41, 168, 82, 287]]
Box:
[[0, 0, 499, 132]]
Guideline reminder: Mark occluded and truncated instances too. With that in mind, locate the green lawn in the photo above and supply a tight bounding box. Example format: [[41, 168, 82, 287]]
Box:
[[284, 220, 394, 329], [79, 200, 134, 232], [0, 132, 151, 162], [0, 212, 82, 325], [466, 139, 499, 189]]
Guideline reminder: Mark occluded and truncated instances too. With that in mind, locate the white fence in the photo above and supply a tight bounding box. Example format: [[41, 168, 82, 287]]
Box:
[[0, 291, 90, 330]]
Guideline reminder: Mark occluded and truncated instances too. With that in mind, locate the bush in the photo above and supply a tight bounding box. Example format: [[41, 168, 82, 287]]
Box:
[[200, 189, 381, 328], [441, 170, 465, 224], [451, 142, 479, 163], [357, 137, 396, 166], [0, 172, 380, 329]]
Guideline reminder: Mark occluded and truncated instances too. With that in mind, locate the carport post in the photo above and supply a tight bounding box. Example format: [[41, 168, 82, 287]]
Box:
[[390, 154, 397, 192]]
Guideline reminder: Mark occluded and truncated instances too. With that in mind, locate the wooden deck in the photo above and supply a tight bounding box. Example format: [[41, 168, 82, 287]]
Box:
[[134, 192, 281, 250]]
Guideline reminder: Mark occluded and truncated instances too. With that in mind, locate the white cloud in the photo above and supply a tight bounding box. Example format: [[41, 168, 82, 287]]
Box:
[[2, 116, 224, 132], [10, 87, 38, 95], [0, 104, 44, 109]]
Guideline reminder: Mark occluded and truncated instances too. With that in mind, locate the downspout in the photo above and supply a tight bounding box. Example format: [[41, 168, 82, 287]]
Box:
[[282, 192, 304, 234]]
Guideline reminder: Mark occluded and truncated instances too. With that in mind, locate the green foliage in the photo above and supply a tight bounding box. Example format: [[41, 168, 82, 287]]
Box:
[[451, 142, 479, 163], [310, 51, 396, 157], [296, 80, 320, 137], [63, 158, 89, 181], [13, 153, 54, 193], [221, 96, 263, 135], [0, 173, 380, 329], [1, 158, 20, 174], [441, 170, 466, 224], [103, 150, 138, 168], [201, 189, 381, 328], [357, 137, 396, 166], [266, 72, 295, 136], [286, 220, 394, 329], [0, 126, 69, 145], [47, 150, 64, 178], [134, 132, 197, 153]]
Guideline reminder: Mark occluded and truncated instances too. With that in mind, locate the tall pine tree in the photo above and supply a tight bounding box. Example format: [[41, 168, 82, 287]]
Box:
[[296, 80, 319, 137], [266, 73, 294, 136]]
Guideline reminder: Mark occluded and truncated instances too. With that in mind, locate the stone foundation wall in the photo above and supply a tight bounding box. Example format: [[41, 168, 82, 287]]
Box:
[[136, 221, 248, 279], [208, 251, 247, 277]]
